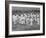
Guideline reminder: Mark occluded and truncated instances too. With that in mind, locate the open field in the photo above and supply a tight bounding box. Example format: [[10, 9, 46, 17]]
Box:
[[12, 24, 40, 31]]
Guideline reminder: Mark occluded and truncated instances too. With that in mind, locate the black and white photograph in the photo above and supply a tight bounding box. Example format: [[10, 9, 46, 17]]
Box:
[[5, 1, 45, 37], [12, 7, 40, 31]]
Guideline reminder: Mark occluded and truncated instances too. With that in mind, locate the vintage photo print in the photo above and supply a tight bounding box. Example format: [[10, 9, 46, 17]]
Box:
[[9, 4, 43, 35], [12, 7, 40, 31]]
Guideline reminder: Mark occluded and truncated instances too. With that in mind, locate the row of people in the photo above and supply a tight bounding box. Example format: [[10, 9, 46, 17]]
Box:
[[12, 13, 40, 25]]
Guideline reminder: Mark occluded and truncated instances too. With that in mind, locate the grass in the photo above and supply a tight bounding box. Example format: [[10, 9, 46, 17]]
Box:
[[12, 23, 40, 31]]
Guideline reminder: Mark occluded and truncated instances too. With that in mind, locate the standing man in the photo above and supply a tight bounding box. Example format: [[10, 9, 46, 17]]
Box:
[[29, 13, 33, 26]]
